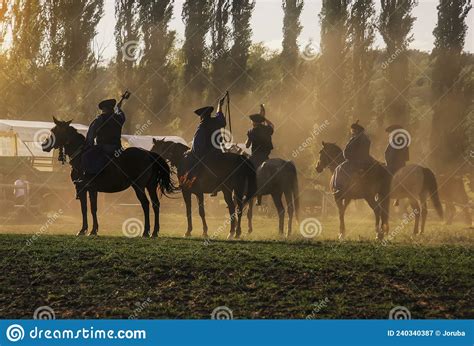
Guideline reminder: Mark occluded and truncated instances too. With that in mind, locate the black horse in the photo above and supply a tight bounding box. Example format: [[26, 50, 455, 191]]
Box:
[[42, 118, 174, 237], [316, 141, 390, 240], [151, 138, 257, 239], [247, 159, 300, 237]]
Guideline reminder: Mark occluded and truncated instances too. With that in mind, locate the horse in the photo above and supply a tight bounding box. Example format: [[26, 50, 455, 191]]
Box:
[[316, 141, 390, 240], [438, 175, 471, 226], [389, 164, 443, 234], [246, 159, 300, 237], [42, 118, 174, 237], [150, 138, 257, 239]]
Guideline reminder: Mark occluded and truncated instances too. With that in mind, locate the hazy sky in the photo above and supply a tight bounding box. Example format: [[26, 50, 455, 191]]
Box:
[[96, 0, 474, 60]]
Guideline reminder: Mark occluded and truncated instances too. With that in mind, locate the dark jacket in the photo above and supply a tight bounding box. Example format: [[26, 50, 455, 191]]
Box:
[[247, 124, 274, 155], [385, 144, 409, 174], [192, 112, 226, 157], [86, 109, 125, 148], [343, 132, 371, 165]]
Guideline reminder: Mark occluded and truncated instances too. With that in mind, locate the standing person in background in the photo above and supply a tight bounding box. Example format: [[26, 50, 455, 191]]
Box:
[[13, 174, 29, 207]]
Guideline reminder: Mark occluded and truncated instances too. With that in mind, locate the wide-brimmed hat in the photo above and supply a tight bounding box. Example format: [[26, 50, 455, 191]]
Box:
[[385, 124, 404, 132], [249, 114, 265, 123], [350, 120, 364, 132], [194, 106, 214, 117], [98, 99, 116, 110]]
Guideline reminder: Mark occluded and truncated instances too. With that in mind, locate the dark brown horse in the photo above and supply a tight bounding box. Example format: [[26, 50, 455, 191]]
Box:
[[42, 118, 174, 237], [247, 158, 300, 237], [151, 138, 257, 239], [316, 142, 390, 240]]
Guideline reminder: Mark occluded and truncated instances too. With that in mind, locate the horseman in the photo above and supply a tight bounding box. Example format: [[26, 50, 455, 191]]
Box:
[[333, 120, 372, 193], [83, 98, 126, 175], [180, 96, 227, 189], [343, 120, 371, 169], [384, 124, 409, 175], [191, 96, 227, 158], [246, 104, 274, 169]]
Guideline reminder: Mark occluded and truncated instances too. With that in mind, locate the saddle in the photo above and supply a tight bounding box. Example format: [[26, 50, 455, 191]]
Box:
[[332, 158, 376, 193]]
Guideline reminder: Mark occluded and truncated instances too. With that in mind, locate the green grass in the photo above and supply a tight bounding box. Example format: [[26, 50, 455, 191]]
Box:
[[0, 233, 472, 319]]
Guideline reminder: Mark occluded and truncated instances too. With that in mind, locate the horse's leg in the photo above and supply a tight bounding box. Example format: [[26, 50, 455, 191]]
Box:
[[247, 198, 254, 234], [234, 193, 244, 239], [196, 193, 208, 237], [284, 189, 294, 238], [444, 201, 454, 225], [77, 190, 88, 236], [147, 185, 160, 238], [409, 199, 420, 235], [364, 197, 381, 239], [335, 197, 346, 240], [224, 190, 236, 240], [133, 186, 150, 237], [89, 190, 99, 236], [271, 192, 285, 236], [420, 197, 428, 235], [182, 190, 192, 237]]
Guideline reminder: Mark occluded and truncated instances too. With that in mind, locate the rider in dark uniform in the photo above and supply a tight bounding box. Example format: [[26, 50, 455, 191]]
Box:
[[83, 98, 125, 174], [384, 124, 409, 175], [191, 96, 226, 158], [343, 121, 371, 168], [181, 97, 226, 189], [246, 104, 274, 169], [333, 121, 372, 192]]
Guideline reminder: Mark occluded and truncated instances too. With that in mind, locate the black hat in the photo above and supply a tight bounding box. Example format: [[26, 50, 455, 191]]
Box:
[[98, 99, 116, 110], [350, 120, 364, 132], [385, 124, 404, 133], [194, 106, 214, 117], [249, 114, 265, 123]]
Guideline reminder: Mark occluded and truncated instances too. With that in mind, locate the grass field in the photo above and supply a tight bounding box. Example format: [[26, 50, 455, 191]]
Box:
[[0, 216, 472, 319]]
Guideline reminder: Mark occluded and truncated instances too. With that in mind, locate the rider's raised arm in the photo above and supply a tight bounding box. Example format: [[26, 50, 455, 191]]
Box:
[[86, 119, 99, 145], [215, 96, 227, 128], [214, 110, 226, 128], [115, 107, 126, 125]]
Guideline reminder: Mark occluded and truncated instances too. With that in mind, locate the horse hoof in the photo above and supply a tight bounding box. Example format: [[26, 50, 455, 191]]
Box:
[[76, 230, 87, 236], [142, 233, 150, 238], [151, 233, 158, 238], [184, 232, 192, 238], [202, 232, 209, 238], [227, 233, 235, 240], [338, 233, 345, 241], [247, 229, 253, 235]]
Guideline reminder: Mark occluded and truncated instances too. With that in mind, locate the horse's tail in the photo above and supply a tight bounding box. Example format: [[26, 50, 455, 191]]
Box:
[[423, 167, 443, 219], [288, 161, 300, 221], [151, 152, 176, 195], [242, 157, 257, 205]]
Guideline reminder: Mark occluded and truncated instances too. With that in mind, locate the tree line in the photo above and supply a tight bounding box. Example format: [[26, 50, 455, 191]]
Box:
[[0, 0, 472, 175]]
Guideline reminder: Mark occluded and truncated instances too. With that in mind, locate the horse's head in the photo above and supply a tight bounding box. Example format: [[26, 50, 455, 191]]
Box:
[[151, 138, 186, 160], [42, 117, 73, 152], [316, 141, 343, 173]]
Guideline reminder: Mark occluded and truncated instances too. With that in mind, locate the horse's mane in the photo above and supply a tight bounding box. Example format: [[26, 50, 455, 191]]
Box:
[[65, 124, 86, 143], [167, 141, 189, 152], [324, 142, 342, 152]]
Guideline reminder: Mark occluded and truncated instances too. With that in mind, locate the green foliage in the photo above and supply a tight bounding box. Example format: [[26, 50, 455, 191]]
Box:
[[229, 0, 255, 93], [430, 0, 472, 172], [378, 0, 418, 126], [281, 0, 304, 69]]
